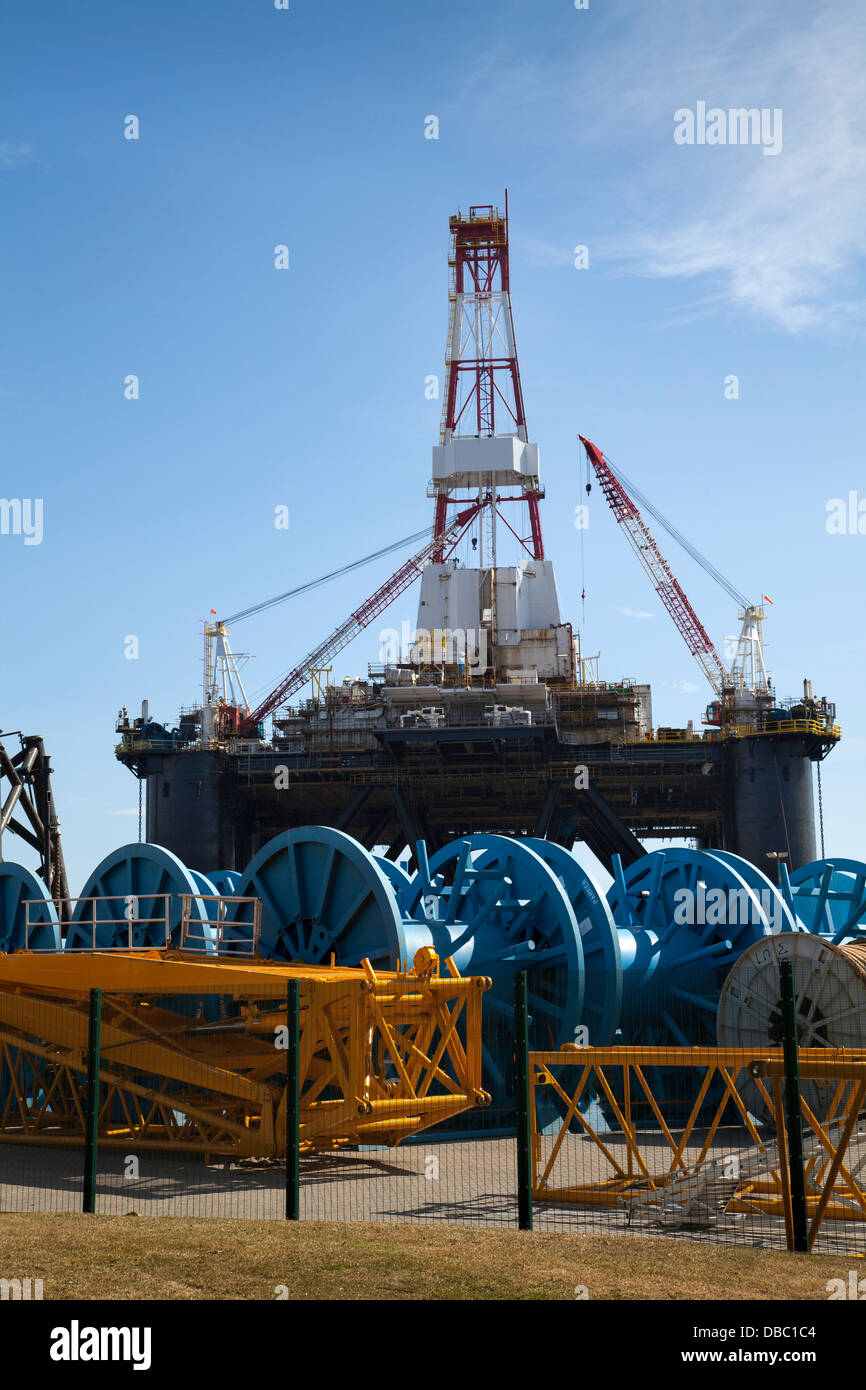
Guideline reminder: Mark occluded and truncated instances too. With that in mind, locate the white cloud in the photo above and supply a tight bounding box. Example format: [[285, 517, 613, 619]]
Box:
[[608, 5, 866, 332], [619, 607, 655, 619], [463, 3, 866, 333], [0, 141, 34, 170]]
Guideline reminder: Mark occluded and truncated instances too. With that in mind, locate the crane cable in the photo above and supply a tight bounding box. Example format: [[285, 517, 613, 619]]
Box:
[[598, 450, 751, 611], [223, 525, 433, 626], [817, 761, 826, 858], [579, 440, 589, 626]]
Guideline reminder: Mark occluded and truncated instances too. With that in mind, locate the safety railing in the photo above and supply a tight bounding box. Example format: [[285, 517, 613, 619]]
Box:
[[24, 893, 262, 954], [642, 720, 840, 745], [25, 895, 172, 951], [620, 719, 841, 746], [725, 718, 841, 740], [177, 894, 262, 955], [113, 738, 177, 755]]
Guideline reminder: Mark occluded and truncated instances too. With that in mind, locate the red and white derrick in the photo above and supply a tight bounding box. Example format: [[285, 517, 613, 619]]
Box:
[[432, 199, 544, 563]]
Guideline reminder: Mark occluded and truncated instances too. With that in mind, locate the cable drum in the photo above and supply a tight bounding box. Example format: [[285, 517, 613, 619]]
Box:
[[65, 844, 212, 951], [0, 862, 59, 952], [223, 826, 409, 968], [784, 858, 866, 942], [607, 847, 774, 1046], [716, 932, 866, 1122]]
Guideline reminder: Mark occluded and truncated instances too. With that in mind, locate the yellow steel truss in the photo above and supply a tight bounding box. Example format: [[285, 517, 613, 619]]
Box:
[[530, 1046, 866, 1250], [0, 950, 490, 1156]]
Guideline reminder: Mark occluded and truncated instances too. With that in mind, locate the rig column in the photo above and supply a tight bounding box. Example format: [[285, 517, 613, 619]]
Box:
[[727, 734, 817, 876]]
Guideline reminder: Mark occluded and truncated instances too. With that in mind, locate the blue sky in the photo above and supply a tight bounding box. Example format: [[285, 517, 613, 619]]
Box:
[[2, 0, 865, 890]]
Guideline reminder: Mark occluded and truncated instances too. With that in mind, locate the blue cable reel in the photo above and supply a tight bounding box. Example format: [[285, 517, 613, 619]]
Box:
[[64, 847, 223, 1085], [779, 859, 866, 943], [705, 849, 802, 935], [392, 834, 584, 1131], [524, 839, 622, 1046], [66, 844, 213, 953], [520, 839, 624, 1134], [203, 869, 242, 897], [608, 847, 786, 1041], [0, 862, 59, 1112], [605, 847, 778, 1124], [225, 828, 583, 1130], [373, 856, 415, 896], [67, 846, 219, 1038], [0, 862, 60, 953], [223, 826, 410, 969], [222, 827, 458, 1126]]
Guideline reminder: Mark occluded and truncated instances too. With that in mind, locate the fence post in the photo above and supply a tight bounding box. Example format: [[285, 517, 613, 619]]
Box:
[[83, 987, 102, 1215], [286, 979, 300, 1221], [779, 958, 809, 1252], [514, 970, 533, 1231]]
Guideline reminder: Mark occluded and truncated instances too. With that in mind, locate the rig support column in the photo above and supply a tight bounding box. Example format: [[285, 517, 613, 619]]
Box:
[[727, 735, 817, 876]]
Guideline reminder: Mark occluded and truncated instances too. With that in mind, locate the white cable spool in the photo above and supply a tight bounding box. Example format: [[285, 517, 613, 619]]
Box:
[[717, 932, 866, 1122]]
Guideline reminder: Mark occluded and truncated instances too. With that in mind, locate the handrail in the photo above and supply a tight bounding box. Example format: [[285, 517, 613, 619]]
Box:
[[178, 894, 262, 956], [26, 894, 172, 951]]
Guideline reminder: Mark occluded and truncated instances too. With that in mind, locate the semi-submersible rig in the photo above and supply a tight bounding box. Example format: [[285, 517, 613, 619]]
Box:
[[115, 200, 839, 879]]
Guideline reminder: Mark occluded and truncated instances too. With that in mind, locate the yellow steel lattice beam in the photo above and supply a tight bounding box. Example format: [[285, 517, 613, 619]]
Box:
[[529, 1046, 866, 1249], [0, 951, 491, 1156]]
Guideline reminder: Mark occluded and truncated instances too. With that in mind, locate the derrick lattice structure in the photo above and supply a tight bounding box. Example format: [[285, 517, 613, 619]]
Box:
[[433, 201, 543, 563]]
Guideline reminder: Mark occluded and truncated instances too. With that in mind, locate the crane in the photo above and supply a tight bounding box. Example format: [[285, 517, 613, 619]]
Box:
[[201, 500, 487, 741], [578, 435, 771, 726]]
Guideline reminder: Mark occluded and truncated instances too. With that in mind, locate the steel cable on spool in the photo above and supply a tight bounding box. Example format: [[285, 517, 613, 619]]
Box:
[[835, 938, 866, 985], [717, 932, 866, 1123]]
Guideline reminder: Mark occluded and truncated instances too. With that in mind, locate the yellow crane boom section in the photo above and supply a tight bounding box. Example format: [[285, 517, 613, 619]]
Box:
[[0, 949, 491, 1156]]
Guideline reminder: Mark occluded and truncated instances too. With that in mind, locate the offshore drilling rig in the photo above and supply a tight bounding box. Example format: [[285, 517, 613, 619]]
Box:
[[115, 199, 839, 877]]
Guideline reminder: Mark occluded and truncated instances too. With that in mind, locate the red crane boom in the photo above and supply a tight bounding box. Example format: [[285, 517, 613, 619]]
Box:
[[242, 501, 485, 731], [579, 435, 728, 696]]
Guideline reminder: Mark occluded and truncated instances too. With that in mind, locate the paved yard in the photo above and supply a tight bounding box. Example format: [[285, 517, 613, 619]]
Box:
[[2, 1130, 863, 1256]]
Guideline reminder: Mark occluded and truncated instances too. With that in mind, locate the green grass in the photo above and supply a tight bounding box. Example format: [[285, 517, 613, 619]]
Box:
[[0, 1213, 858, 1300]]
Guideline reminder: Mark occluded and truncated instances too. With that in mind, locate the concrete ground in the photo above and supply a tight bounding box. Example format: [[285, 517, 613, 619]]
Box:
[[1, 1130, 863, 1256]]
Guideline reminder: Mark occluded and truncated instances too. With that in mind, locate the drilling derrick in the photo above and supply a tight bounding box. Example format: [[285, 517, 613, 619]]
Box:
[[420, 201, 572, 685]]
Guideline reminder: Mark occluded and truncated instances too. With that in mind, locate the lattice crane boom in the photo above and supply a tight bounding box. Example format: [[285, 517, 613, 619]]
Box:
[[243, 501, 485, 730], [579, 435, 729, 696]]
